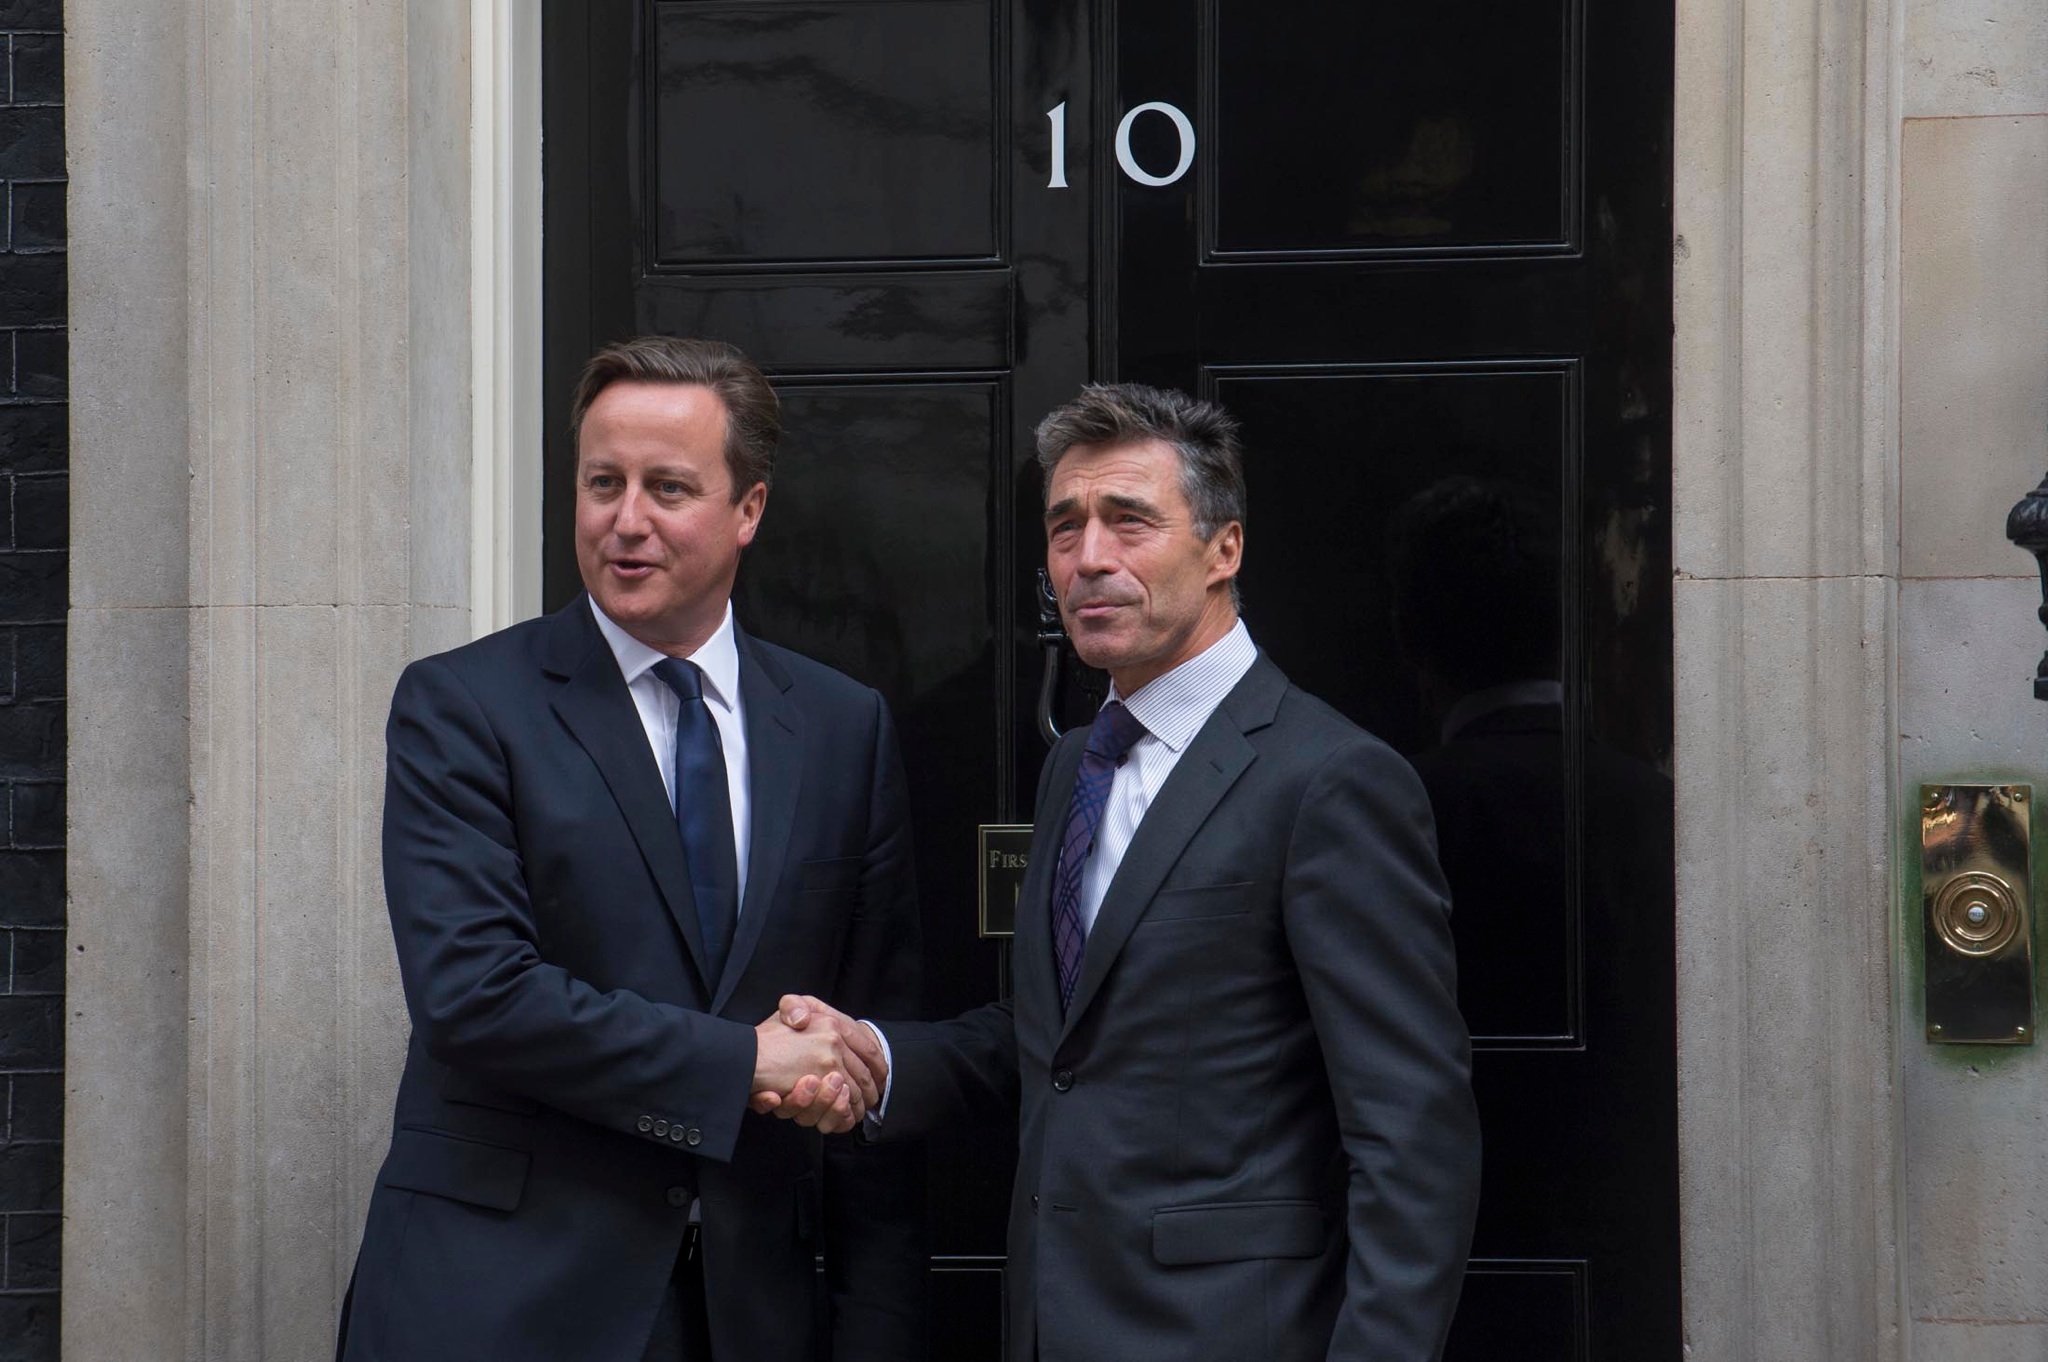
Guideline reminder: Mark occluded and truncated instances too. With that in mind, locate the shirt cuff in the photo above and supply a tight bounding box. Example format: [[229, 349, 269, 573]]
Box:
[[860, 1020, 894, 1130]]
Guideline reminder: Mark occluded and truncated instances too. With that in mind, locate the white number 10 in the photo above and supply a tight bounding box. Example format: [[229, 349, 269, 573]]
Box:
[[1045, 100, 1197, 190]]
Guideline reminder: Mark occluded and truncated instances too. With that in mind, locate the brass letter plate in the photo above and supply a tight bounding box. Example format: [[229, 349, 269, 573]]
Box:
[[978, 824, 1033, 938], [1922, 783, 2035, 1044]]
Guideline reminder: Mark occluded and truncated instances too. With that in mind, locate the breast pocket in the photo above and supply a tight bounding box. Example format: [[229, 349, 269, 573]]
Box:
[[1142, 879, 1261, 924], [799, 856, 861, 895]]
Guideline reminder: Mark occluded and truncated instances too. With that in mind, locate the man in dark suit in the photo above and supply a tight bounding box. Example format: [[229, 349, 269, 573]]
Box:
[[339, 337, 921, 1362], [766, 384, 1482, 1360]]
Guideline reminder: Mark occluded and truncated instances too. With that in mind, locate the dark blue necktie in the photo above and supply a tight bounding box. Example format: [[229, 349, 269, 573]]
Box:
[[652, 658, 739, 986], [1051, 701, 1148, 1012]]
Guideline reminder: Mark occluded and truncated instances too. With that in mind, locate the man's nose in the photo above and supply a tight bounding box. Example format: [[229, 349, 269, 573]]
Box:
[[1074, 519, 1117, 574], [613, 485, 651, 536]]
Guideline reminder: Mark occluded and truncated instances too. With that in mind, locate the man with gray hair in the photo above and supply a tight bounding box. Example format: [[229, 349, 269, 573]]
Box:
[[765, 382, 1482, 1360]]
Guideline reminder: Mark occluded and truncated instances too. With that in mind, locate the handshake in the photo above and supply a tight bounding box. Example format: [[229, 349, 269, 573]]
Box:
[[748, 994, 880, 1135]]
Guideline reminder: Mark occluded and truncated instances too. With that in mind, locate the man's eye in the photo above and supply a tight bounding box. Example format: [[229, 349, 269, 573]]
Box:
[[657, 482, 685, 496]]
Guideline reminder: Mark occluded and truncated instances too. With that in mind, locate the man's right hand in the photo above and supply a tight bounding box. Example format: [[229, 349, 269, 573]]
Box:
[[751, 1001, 883, 1130], [750, 995, 886, 1134]]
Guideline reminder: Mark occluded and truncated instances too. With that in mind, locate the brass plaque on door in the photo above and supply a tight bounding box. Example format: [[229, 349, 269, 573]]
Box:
[[1922, 784, 2035, 1044], [977, 825, 1033, 939]]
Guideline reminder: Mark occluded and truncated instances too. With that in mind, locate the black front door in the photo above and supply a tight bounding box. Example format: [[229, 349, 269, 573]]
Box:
[[543, 2, 1676, 1357]]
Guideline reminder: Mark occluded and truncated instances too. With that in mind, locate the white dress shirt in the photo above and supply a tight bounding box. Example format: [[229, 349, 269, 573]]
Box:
[[590, 596, 753, 909], [866, 618, 1257, 1126]]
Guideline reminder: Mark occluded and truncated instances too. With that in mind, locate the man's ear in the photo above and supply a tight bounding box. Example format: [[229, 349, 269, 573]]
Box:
[[1207, 520, 1244, 587], [736, 482, 769, 548]]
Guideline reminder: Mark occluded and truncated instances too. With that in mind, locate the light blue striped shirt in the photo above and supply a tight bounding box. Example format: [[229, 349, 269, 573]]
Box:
[[1078, 619, 1258, 933]]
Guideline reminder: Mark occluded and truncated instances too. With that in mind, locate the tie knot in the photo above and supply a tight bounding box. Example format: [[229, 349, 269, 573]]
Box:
[[1086, 700, 1147, 762], [652, 657, 705, 702]]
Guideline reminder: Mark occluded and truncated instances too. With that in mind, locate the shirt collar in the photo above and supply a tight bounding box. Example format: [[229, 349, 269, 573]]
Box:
[[1107, 618, 1258, 753], [588, 596, 742, 714]]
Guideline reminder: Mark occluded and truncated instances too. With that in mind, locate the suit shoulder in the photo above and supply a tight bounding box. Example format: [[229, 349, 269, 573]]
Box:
[[749, 636, 884, 712], [1272, 684, 1422, 782], [1273, 683, 1374, 748], [389, 617, 556, 716], [407, 615, 552, 680]]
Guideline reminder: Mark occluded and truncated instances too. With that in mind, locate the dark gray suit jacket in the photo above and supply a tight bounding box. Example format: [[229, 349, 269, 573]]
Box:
[[880, 652, 1479, 1361]]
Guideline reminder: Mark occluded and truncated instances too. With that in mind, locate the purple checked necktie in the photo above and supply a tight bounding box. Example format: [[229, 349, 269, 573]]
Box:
[[1052, 700, 1148, 1012]]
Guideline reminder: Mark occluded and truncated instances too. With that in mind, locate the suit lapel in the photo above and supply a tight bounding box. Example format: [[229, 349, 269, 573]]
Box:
[[1059, 655, 1287, 1038], [712, 630, 802, 1013], [543, 600, 715, 990]]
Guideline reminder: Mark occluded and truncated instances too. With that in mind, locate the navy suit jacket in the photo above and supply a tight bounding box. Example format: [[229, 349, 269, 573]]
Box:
[[878, 653, 1479, 1362], [340, 598, 925, 1362]]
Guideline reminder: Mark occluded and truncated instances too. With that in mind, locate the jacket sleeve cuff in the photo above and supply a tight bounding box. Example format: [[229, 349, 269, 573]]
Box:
[[626, 1014, 757, 1164]]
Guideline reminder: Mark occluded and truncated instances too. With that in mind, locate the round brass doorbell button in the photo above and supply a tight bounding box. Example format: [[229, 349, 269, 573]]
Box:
[[1932, 870, 2025, 958]]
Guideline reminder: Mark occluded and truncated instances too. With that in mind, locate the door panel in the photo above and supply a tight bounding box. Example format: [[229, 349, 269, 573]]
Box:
[[647, 1, 1002, 266], [1208, 0, 1576, 256], [1212, 364, 1575, 751], [544, 0, 1674, 1355], [735, 382, 999, 703], [1212, 363, 1581, 1048]]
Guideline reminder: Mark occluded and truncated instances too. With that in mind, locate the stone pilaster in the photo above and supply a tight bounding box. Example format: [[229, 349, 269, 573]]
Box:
[[1673, 0, 1905, 1353], [65, 2, 473, 1357]]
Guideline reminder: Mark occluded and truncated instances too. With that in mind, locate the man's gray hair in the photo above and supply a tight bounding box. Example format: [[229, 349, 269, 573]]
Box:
[[1033, 383, 1247, 541]]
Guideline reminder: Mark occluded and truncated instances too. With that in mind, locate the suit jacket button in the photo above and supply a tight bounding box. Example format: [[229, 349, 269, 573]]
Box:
[[1051, 1068, 1074, 1092], [666, 1187, 690, 1209], [654, 1120, 670, 1137], [669, 1126, 686, 1143], [636, 1116, 654, 1133], [685, 1127, 703, 1147]]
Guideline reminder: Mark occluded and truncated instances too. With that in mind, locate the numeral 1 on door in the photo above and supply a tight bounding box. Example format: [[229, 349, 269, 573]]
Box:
[[1046, 101, 1069, 190]]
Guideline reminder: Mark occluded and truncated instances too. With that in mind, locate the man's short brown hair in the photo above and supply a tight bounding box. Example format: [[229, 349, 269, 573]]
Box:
[[569, 336, 781, 500]]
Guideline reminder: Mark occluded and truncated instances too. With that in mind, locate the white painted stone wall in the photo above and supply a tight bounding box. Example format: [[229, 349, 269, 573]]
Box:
[[65, 2, 472, 1357], [1898, 2, 2048, 1351]]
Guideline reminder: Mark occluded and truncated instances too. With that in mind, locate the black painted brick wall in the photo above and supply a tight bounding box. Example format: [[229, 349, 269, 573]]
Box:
[[0, 1, 61, 1359]]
